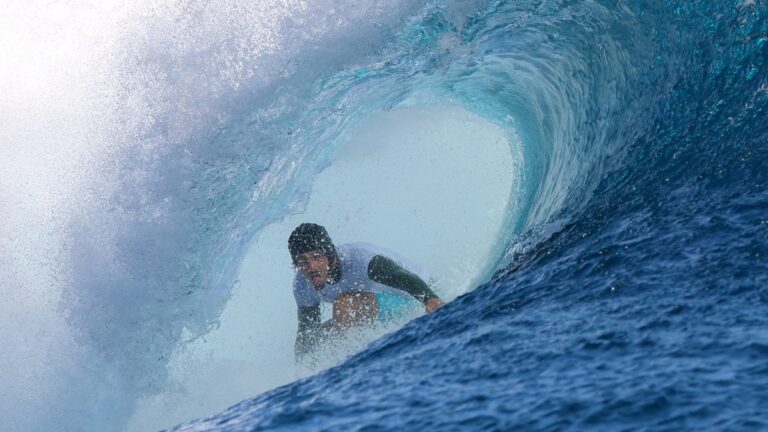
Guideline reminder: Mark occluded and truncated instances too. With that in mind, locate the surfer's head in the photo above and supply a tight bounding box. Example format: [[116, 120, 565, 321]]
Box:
[[289, 223, 338, 287]]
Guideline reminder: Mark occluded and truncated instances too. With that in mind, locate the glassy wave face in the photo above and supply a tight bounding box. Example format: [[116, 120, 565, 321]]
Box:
[[166, 0, 768, 431]]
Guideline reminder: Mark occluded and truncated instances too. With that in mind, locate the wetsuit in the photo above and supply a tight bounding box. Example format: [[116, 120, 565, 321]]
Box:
[[294, 242, 439, 358]]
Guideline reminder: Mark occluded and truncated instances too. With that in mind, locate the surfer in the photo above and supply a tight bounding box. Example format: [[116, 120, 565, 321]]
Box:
[[288, 223, 444, 360]]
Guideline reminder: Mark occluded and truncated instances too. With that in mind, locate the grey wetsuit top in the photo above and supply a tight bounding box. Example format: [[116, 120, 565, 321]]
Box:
[[292, 242, 424, 307]]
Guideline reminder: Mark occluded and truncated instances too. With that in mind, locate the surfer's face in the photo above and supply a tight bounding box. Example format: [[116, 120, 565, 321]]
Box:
[[296, 250, 332, 288]]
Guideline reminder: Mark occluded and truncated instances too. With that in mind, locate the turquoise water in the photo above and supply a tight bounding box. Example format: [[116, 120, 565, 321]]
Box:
[[376, 292, 421, 323]]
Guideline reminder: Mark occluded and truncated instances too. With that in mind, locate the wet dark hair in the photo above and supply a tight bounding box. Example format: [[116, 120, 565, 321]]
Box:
[[288, 223, 337, 265]]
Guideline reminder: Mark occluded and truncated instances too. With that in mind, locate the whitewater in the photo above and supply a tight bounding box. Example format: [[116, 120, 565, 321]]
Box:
[[1, 0, 766, 431]]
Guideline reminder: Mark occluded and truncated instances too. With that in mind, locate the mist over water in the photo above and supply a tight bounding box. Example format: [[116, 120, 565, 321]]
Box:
[[128, 105, 517, 431]]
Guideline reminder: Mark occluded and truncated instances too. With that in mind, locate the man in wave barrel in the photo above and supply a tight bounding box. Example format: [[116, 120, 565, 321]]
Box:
[[288, 223, 444, 360]]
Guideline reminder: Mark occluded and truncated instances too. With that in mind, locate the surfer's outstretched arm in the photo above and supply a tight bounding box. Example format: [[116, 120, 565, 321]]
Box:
[[367, 255, 444, 312]]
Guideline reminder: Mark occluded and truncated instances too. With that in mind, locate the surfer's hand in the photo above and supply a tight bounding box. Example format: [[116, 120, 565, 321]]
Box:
[[425, 298, 444, 313]]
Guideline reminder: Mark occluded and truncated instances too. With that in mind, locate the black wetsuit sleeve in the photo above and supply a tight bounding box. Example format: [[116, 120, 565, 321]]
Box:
[[367, 255, 440, 304], [295, 305, 321, 359]]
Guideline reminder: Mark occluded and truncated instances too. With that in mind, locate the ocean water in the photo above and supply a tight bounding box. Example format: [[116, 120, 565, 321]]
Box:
[[2, 0, 767, 431]]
